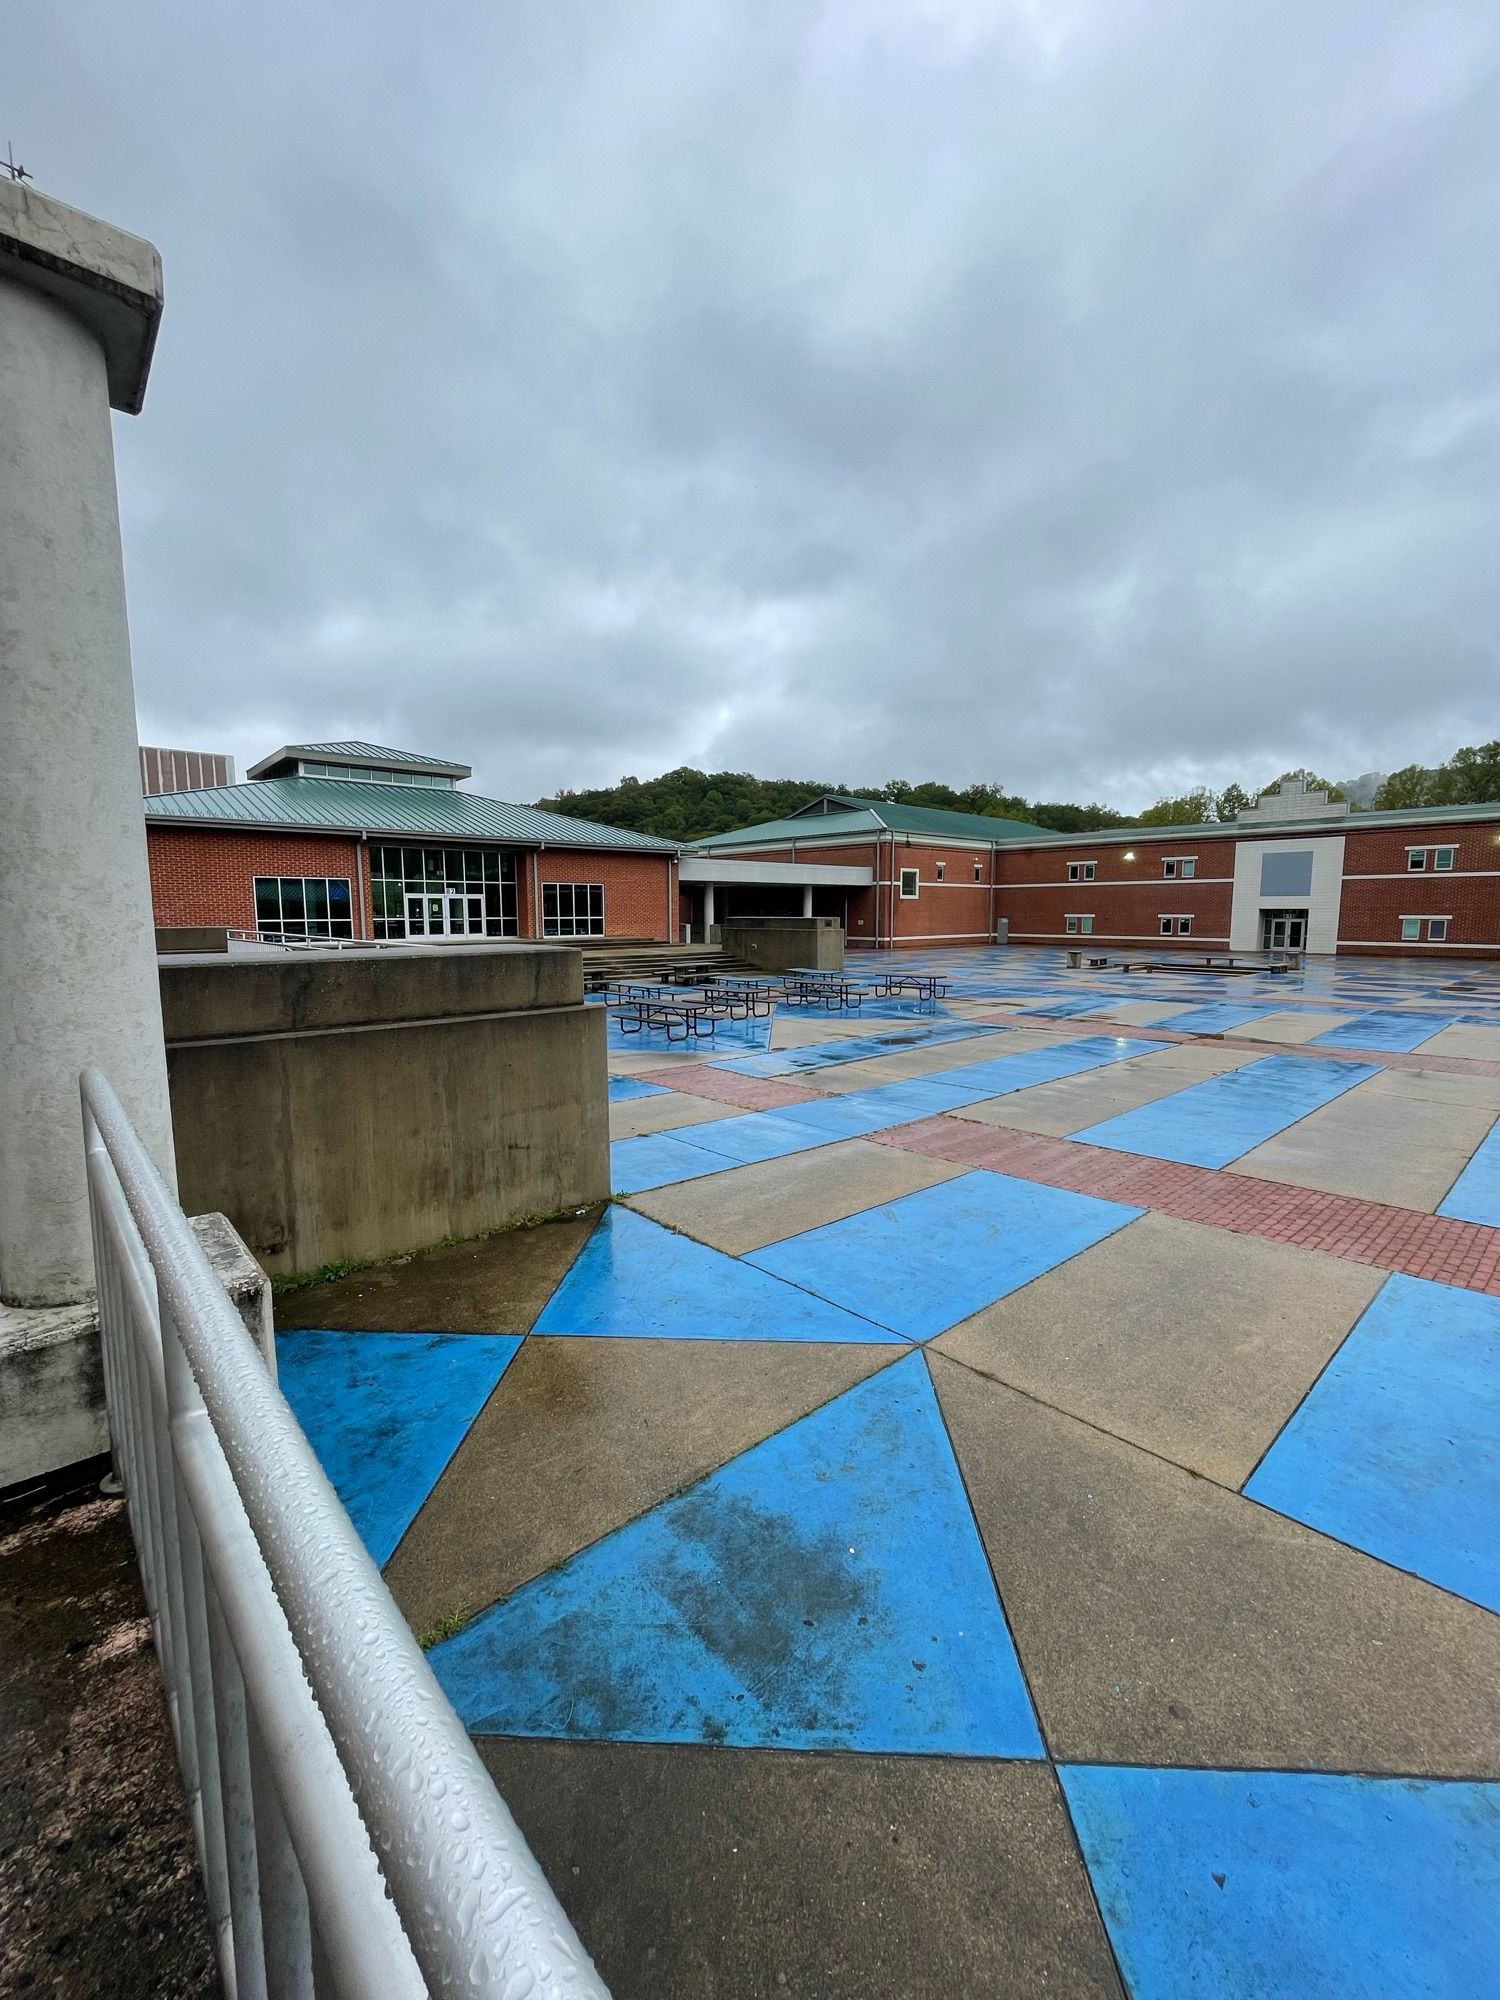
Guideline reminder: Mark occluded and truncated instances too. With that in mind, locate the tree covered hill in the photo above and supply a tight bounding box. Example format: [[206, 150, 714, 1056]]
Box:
[[535, 742, 1500, 845]]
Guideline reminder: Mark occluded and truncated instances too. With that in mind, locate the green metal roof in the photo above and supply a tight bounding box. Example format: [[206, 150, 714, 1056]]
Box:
[[245, 740, 471, 780], [691, 796, 1044, 849], [144, 777, 678, 851]]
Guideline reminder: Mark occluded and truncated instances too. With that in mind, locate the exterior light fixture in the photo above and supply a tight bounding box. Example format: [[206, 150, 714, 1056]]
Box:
[[1123, 850, 1136, 861]]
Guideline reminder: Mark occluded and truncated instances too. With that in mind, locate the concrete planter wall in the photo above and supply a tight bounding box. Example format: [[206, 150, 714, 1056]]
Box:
[[720, 917, 845, 972], [159, 944, 609, 1279]]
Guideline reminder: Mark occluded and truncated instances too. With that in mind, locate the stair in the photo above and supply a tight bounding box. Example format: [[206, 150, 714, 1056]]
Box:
[[574, 939, 760, 987]]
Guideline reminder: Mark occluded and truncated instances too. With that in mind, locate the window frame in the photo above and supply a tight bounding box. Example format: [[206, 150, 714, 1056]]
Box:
[[1065, 914, 1095, 935], [541, 881, 606, 938], [1067, 860, 1097, 882], [1428, 917, 1450, 941], [898, 867, 920, 900], [935, 860, 946, 882], [973, 858, 984, 881], [252, 875, 354, 941], [1399, 916, 1421, 942], [1406, 848, 1427, 871], [1434, 847, 1456, 871]]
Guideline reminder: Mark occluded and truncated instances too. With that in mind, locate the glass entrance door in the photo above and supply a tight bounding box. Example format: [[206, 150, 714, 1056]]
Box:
[[1261, 910, 1307, 950], [443, 892, 484, 937], [406, 892, 446, 937]]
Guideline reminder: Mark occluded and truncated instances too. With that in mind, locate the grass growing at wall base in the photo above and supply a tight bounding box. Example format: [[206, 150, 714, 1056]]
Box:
[[268, 1202, 606, 1296]]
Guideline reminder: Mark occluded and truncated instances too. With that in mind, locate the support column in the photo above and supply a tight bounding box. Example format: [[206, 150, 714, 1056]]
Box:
[[0, 182, 175, 1305], [703, 884, 716, 941], [801, 885, 814, 918]]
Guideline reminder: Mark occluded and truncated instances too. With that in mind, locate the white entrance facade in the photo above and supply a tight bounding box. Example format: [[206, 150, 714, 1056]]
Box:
[[1230, 835, 1345, 954]]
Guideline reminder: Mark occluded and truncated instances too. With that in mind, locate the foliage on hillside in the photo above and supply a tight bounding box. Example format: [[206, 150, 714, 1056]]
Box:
[[1372, 741, 1500, 811], [539, 748, 1500, 846], [535, 769, 1133, 842]]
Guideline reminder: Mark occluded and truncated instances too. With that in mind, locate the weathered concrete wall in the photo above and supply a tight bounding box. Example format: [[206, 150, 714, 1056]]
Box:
[[161, 946, 609, 1277], [720, 917, 845, 972], [0, 1213, 271, 1491]]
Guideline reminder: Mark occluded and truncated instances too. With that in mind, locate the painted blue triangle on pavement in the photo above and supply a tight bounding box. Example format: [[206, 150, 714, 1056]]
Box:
[[431, 1350, 1044, 1756], [276, 1329, 521, 1567], [1060, 1765, 1500, 2000], [533, 1203, 906, 1343]]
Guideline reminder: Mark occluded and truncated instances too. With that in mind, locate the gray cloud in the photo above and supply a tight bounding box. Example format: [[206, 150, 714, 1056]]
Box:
[[13, 0, 1500, 811]]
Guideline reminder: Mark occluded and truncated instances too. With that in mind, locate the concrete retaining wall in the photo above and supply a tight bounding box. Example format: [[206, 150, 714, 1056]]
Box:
[[160, 945, 609, 1278], [720, 917, 845, 972]]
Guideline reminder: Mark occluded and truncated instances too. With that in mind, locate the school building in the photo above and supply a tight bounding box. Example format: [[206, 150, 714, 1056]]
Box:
[[681, 779, 1500, 958], [145, 741, 680, 943]]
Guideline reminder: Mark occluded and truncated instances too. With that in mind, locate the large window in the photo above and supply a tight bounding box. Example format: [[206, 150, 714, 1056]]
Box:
[[543, 882, 605, 936], [298, 761, 453, 789], [1068, 860, 1096, 882], [899, 868, 920, 899], [369, 845, 517, 939], [254, 876, 353, 939]]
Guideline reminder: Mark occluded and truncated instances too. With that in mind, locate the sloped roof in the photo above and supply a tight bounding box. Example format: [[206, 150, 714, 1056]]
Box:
[[692, 795, 1043, 849], [246, 740, 471, 780], [144, 777, 678, 851]]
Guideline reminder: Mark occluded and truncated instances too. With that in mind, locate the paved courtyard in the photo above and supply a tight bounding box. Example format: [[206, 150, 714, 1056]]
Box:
[[277, 948, 1500, 1998]]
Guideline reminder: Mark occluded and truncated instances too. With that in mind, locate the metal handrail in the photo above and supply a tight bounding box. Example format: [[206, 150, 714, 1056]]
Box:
[[82, 1066, 608, 2000]]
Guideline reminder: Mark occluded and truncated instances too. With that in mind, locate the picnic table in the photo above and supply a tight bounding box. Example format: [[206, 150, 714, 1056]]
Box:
[[608, 991, 722, 1042]]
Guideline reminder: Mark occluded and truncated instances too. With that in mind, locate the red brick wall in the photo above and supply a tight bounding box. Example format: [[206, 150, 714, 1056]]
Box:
[[148, 827, 367, 934], [994, 835, 1235, 947], [1339, 819, 1500, 954], [527, 850, 676, 941], [884, 842, 999, 944]]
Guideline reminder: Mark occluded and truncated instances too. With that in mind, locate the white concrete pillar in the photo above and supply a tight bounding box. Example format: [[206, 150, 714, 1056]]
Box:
[[703, 884, 716, 939], [0, 182, 176, 1305], [801, 885, 814, 918]]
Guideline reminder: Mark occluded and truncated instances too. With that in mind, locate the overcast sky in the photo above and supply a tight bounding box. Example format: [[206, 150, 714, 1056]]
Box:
[[14, 1, 1500, 811]]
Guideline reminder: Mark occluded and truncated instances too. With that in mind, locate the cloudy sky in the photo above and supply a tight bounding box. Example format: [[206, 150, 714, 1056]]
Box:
[[14, 1, 1500, 811]]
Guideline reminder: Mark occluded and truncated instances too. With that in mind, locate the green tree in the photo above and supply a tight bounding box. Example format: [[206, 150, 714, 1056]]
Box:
[[1371, 764, 1437, 810], [1136, 789, 1218, 826], [1214, 782, 1254, 821], [1266, 768, 1347, 802]]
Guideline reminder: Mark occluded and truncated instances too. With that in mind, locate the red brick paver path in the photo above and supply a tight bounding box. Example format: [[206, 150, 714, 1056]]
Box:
[[654, 1065, 820, 1111], [872, 1116, 1500, 1296]]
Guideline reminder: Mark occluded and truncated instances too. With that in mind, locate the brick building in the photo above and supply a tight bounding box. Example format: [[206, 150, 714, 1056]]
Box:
[[685, 781, 1500, 958], [145, 741, 678, 943]]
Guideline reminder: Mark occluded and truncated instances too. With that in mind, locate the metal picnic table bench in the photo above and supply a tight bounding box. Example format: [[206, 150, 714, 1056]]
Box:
[[608, 988, 723, 1041]]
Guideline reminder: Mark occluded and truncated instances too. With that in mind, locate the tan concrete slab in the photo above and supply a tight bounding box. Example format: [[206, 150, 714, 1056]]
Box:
[[608, 1091, 741, 1140], [769, 1015, 885, 1047], [1082, 999, 1191, 1027], [952, 1041, 1256, 1134], [803, 1028, 1070, 1094], [627, 1137, 966, 1255], [606, 1049, 703, 1075], [933, 1213, 1382, 1484], [386, 1338, 899, 1638], [1413, 1023, 1500, 1061], [479, 1741, 1124, 2000], [1223, 1009, 1356, 1043], [1364, 1063, 1500, 1109], [1233, 1079, 1497, 1209], [274, 1209, 599, 1336], [930, 1353, 1500, 1775]]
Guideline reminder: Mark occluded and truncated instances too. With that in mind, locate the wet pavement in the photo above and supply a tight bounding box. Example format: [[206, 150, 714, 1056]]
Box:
[[273, 948, 1500, 1998]]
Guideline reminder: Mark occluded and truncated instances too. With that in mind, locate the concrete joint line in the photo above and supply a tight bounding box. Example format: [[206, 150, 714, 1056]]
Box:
[[165, 1000, 584, 1050]]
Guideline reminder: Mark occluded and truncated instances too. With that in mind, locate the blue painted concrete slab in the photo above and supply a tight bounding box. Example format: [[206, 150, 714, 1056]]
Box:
[[432, 1353, 1043, 1755], [771, 1078, 994, 1141], [747, 1170, 1142, 1341], [608, 1074, 671, 1102], [276, 1330, 521, 1567], [714, 1020, 1000, 1078], [1061, 1766, 1500, 2000], [1245, 1273, 1500, 1612], [930, 1034, 1160, 1098], [606, 1012, 773, 1056], [534, 1203, 904, 1343], [1437, 1119, 1500, 1227], [1074, 1054, 1380, 1168], [664, 1111, 839, 1168], [1153, 1002, 1275, 1034], [1310, 1010, 1458, 1051], [609, 1131, 745, 1195]]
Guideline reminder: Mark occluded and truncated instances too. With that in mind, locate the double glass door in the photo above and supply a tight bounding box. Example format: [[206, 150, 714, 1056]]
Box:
[[1261, 910, 1307, 950], [405, 891, 484, 939]]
